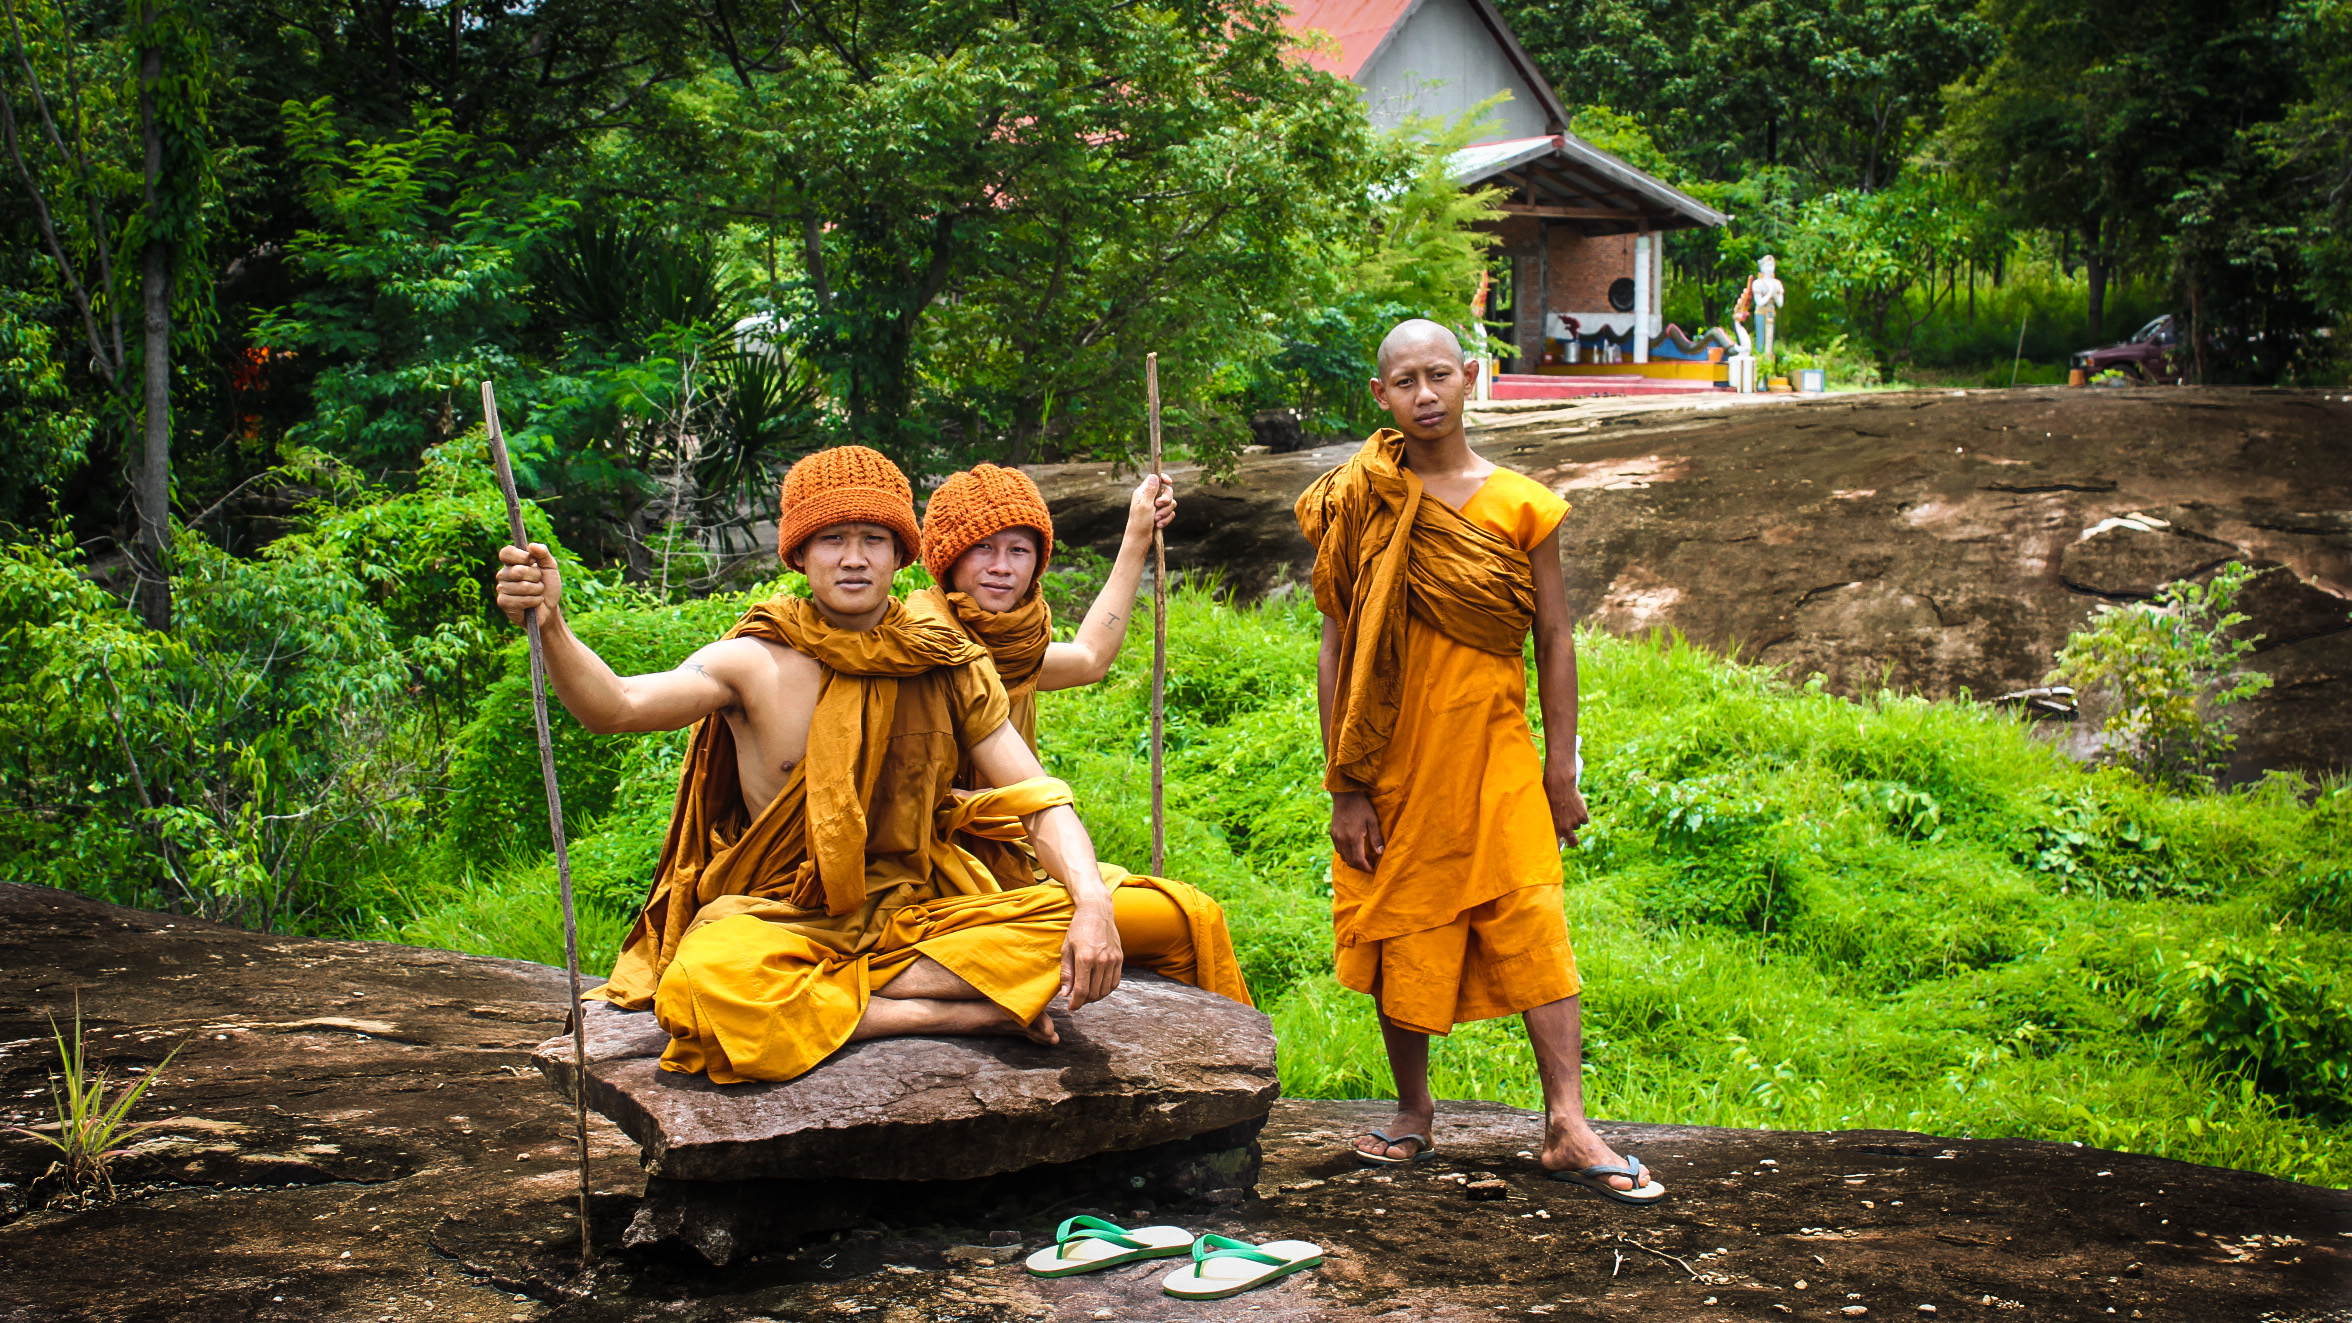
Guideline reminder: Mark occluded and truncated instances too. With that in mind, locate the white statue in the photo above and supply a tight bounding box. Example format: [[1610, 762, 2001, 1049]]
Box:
[[1735, 254, 1786, 358]]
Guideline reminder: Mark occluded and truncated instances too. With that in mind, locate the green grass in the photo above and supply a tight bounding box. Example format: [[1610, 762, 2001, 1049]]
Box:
[[401, 584, 2352, 1188]]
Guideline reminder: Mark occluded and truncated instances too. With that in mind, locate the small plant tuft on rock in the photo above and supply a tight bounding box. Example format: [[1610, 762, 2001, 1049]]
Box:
[[5, 996, 183, 1207]]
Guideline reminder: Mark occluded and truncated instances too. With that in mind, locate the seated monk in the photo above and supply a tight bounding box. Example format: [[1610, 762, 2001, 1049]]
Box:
[[910, 464, 1252, 1005], [491, 445, 1123, 1084]]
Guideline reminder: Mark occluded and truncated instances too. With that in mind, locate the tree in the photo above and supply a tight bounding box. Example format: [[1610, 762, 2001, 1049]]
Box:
[[1, 0, 210, 629], [682, 0, 1372, 469], [1945, 0, 2314, 347], [1497, 0, 1992, 191]]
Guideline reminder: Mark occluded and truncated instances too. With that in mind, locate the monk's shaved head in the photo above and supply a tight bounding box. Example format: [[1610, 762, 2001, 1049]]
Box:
[[1376, 319, 1466, 374]]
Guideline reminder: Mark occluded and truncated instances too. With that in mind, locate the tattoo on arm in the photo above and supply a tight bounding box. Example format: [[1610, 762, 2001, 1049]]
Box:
[[679, 662, 710, 677]]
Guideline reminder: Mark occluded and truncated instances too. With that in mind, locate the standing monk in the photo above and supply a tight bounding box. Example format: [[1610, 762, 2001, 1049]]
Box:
[[909, 462, 1252, 1005], [492, 446, 1123, 1084], [1293, 320, 1663, 1202]]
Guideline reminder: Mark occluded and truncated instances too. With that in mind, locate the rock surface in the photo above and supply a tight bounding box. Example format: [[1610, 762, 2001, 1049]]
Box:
[[1036, 387, 2352, 778], [4, 882, 2348, 1323], [535, 976, 1278, 1183]]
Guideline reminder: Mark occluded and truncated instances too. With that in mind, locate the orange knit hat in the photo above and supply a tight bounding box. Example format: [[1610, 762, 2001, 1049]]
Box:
[[921, 463, 1055, 587], [776, 445, 923, 569]]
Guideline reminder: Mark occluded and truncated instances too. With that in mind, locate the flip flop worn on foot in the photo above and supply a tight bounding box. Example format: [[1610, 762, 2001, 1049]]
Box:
[[1023, 1215, 1193, 1276], [1160, 1233, 1324, 1300], [1547, 1152, 1668, 1204], [1352, 1129, 1436, 1166]]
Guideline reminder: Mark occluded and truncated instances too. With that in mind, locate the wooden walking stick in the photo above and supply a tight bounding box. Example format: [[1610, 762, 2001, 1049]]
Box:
[[1147, 353, 1168, 878], [480, 381, 596, 1269]]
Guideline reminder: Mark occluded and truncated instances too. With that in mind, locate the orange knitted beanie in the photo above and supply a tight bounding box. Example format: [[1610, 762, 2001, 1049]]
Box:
[[921, 463, 1056, 587], [775, 445, 923, 569]]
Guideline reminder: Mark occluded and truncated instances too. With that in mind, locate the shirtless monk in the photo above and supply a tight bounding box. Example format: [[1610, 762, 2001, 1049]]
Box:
[[910, 463, 1252, 1004], [492, 445, 1123, 1084], [1293, 320, 1664, 1202]]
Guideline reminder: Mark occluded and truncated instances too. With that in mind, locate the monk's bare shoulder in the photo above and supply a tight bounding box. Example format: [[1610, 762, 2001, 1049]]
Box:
[[680, 635, 820, 713]]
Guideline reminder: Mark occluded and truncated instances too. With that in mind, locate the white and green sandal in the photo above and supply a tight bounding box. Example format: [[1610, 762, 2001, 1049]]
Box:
[[1022, 1215, 1194, 1277], [1159, 1232, 1325, 1300]]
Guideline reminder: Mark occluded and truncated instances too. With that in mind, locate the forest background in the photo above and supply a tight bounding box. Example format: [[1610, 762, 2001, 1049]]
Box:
[[2, 0, 2349, 1190]]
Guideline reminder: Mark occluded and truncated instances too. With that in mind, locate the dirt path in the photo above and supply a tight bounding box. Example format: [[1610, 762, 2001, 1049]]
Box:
[[4, 882, 2347, 1321], [1036, 387, 2352, 778]]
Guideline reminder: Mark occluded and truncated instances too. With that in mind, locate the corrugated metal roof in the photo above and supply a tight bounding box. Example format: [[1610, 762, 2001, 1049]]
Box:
[[1451, 134, 1730, 229], [1282, 0, 1417, 79]]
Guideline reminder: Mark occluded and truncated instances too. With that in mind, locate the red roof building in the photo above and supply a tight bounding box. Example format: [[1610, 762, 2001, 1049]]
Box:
[[1282, 0, 1730, 389]]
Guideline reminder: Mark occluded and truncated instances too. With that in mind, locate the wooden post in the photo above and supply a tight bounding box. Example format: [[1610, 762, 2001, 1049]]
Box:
[[480, 381, 595, 1268], [1147, 353, 1167, 878]]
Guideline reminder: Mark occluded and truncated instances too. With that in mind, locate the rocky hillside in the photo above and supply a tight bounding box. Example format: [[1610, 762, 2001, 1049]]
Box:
[[1038, 387, 2352, 779]]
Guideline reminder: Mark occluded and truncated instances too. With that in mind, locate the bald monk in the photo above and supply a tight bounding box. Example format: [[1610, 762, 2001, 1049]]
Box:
[[910, 462, 1252, 1005], [492, 445, 1123, 1084], [1293, 320, 1664, 1202]]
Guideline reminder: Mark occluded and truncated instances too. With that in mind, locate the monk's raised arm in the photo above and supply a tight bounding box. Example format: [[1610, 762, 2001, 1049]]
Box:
[[494, 542, 741, 733], [1038, 475, 1174, 691]]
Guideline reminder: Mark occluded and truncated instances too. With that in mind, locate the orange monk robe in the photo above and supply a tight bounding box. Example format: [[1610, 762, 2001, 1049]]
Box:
[[590, 594, 1077, 1084], [905, 586, 1255, 1006], [1295, 430, 1578, 1038]]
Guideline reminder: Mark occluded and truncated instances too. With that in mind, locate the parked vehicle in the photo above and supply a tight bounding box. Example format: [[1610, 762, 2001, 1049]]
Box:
[[2073, 315, 2183, 383]]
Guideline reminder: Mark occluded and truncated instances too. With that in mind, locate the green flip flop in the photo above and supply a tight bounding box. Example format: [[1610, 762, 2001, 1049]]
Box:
[[1023, 1215, 1194, 1277], [1160, 1232, 1325, 1300]]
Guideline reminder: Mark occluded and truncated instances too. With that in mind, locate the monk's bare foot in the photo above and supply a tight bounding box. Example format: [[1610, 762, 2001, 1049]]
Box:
[[1354, 1104, 1435, 1162], [1012, 1010, 1059, 1047], [1541, 1113, 1635, 1190]]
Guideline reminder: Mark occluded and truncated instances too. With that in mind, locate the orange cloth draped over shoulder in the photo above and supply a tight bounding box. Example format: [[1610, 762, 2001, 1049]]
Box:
[[903, 585, 1255, 1007], [1294, 429, 1577, 1037], [590, 593, 1077, 1084]]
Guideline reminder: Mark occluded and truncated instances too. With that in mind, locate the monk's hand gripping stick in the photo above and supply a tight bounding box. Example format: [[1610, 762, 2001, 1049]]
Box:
[[481, 380, 597, 1270]]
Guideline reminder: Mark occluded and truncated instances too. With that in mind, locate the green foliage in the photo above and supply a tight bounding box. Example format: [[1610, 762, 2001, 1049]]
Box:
[[0, 517, 428, 930], [2176, 944, 2352, 1118], [2049, 562, 2273, 790], [1789, 175, 2001, 374], [4, 996, 183, 1205], [252, 98, 568, 470], [0, 292, 93, 520]]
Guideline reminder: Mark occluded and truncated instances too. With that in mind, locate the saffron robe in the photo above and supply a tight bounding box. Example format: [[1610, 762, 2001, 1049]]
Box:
[[591, 594, 1077, 1083], [905, 586, 1256, 1006], [1295, 430, 1579, 1036]]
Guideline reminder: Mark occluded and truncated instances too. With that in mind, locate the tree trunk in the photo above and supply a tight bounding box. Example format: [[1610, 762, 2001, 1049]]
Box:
[[2085, 221, 2107, 341], [134, 22, 172, 632]]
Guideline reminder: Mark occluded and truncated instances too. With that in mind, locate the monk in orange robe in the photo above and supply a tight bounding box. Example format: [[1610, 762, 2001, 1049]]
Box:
[[908, 462, 1253, 1005], [1293, 319, 1663, 1202], [492, 446, 1124, 1084]]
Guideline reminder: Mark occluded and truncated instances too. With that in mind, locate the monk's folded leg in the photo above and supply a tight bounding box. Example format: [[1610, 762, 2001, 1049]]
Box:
[[891, 885, 1074, 1029], [1112, 874, 1256, 1006], [654, 914, 869, 1084], [1113, 881, 1196, 986]]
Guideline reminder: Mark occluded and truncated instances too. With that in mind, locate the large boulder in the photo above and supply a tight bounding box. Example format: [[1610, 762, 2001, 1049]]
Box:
[[1032, 388, 2352, 780], [533, 972, 1278, 1183]]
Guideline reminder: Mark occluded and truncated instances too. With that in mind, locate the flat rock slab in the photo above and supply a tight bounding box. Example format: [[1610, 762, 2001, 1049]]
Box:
[[3, 882, 2347, 1323], [534, 974, 1279, 1181]]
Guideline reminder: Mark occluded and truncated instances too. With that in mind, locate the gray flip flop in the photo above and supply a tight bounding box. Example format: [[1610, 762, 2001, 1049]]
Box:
[[1353, 1129, 1437, 1166], [1547, 1152, 1667, 1204]]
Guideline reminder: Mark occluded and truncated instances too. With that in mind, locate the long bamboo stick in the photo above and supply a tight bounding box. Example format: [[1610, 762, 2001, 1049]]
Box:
[[480, 381, 595, 1269], [1147, 353, 1167, 878]]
